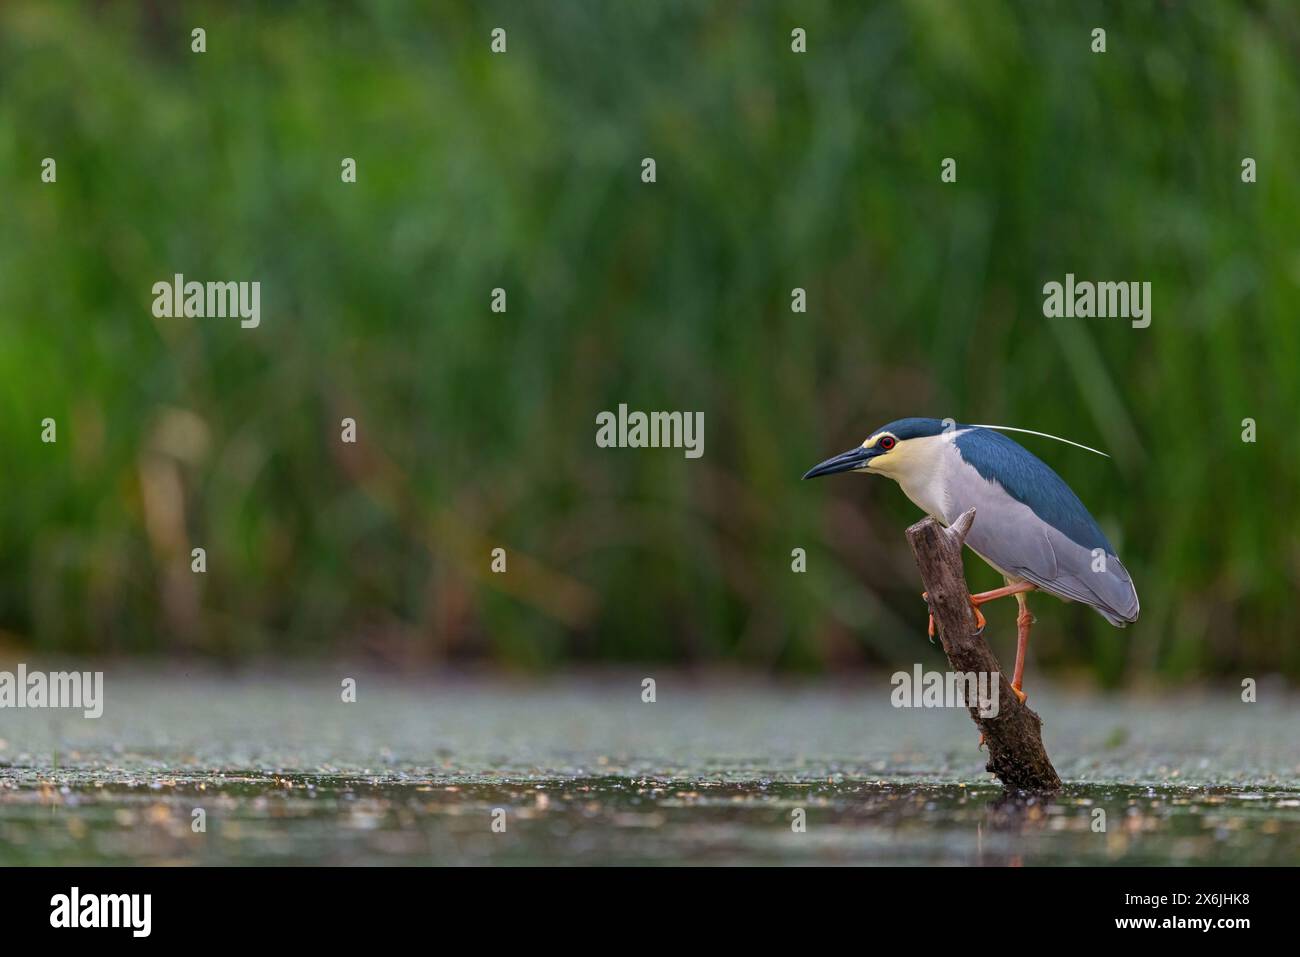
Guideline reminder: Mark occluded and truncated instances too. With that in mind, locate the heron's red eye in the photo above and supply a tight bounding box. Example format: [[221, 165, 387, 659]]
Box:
[[879, 435, 896, 451]]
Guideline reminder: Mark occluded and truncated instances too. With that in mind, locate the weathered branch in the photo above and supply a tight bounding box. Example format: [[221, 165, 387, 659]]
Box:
[[906, 509, 1062, 792]]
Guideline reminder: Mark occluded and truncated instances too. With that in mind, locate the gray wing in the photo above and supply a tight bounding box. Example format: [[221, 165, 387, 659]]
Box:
[[950, 475, 1140, 627]]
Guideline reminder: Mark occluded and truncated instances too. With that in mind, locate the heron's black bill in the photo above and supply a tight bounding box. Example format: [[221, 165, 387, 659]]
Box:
[[802, 445, 879, 480]]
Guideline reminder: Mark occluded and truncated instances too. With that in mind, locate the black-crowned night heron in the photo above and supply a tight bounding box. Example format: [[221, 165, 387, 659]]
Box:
[[804, 417, 1139, 702]]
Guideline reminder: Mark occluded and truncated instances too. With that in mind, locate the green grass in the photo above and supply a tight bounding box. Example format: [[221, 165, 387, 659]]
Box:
[[0, 1, 1297, 681]]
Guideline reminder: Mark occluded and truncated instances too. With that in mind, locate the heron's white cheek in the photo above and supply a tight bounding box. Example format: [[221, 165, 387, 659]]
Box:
[[870, 447, 920, 480], [874, 438, 954, 522]]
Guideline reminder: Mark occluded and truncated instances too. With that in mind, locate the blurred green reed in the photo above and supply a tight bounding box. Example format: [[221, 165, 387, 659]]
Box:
[[0, 1, 1296, 682]]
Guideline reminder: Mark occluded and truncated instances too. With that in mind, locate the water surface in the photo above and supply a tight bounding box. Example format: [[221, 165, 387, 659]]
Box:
[[1, 669, 1296, 865]]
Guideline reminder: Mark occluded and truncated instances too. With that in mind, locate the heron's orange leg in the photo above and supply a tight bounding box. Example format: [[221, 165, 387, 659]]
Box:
[[971, 583, 1035, 702], [1010, 593, 1033, 704], [970, 581, 1036, 606], [979, 601, 1033, 749]]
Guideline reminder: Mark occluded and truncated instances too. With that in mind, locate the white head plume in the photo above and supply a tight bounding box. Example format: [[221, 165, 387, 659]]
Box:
[[966, 424, 1110, 458]]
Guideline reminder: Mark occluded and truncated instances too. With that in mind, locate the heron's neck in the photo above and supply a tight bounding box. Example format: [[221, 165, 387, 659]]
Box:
[[876, 434, 955, 523]]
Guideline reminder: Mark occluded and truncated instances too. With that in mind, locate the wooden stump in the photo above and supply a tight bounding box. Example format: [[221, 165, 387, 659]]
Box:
[[905, 508, 1062, 792]]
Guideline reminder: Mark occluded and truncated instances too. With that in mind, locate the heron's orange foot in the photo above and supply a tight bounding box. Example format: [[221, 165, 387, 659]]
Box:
[[922, 591, 985, 632], [1010, 682, 1027, 705]]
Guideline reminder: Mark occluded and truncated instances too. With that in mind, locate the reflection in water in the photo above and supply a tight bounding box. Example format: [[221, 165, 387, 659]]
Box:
[[1, 770, 1296, 866]]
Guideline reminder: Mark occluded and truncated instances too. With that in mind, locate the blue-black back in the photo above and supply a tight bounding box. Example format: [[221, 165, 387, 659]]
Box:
[[953, 427, 1113, 554]]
